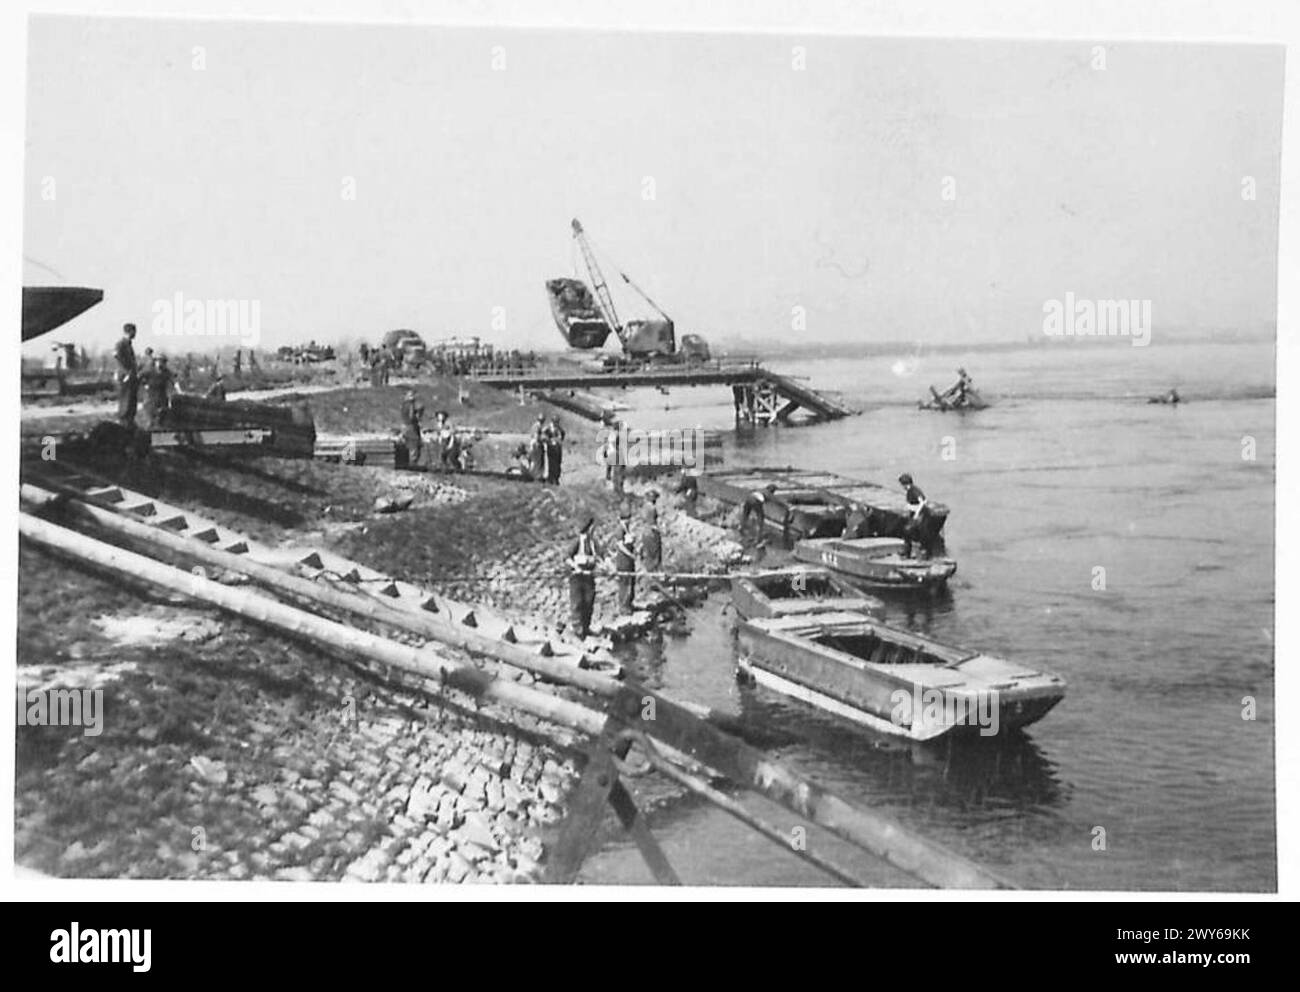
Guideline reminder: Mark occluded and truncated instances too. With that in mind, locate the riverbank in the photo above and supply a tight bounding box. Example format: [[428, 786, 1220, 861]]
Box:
[[15, 379, 746, 882]]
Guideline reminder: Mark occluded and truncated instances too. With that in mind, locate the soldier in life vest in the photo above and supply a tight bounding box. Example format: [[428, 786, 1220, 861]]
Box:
[[898, 473, 931, 558], [641, 489, 663, 575], [566, 515, 600, 639], [400, 389, 425, 468], [614, 505, 637, 614]]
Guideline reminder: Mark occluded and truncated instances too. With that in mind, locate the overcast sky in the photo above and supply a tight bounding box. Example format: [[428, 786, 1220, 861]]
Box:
[[22, 17, 1284, 353]]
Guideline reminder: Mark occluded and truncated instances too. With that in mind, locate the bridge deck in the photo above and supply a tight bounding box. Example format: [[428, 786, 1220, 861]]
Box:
[[474, 362, 855, 421]]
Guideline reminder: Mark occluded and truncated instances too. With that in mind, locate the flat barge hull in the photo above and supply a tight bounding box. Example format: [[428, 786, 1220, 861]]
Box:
[[793, 537, 957, 592], [698, 466, 949, 540], [731, 568, 884, 620], [735, 612, 1065, 741]]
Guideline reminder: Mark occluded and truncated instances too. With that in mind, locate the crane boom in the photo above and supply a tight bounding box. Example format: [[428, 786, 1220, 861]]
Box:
[[570, 219, 622, 342], [619, 271, 671, 323]]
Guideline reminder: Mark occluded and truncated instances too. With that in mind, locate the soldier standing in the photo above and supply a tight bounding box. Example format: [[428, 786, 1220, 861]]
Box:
[[544, 416, 566, 485], [528, 414, 547, 481], [613, 505, 637, 614], [566, 516, 600, 639], [400, 389, 425, 468], [641, 490, 663, 575], [114, 323, 139, 426], [898, 473, 930, 558]]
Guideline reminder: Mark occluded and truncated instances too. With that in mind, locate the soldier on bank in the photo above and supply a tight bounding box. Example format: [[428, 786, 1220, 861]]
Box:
[[641, 489, 663, 575], [400, 389, 425, 468], [614, 505, 637, 614], [566, 515, 600, 639], [544, 416, 566, 485], [114, 323, 139, 426]]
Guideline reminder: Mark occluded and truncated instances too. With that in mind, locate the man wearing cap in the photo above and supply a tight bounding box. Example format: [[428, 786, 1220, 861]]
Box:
[[400, 389, 425, 468], [114, 323, 139, 426], [566, 516, 600, 639], [613, 504, 637, 614], [205, 372, 228, 402], [641, 490, 663, 575], [898, 473, 930, 558]]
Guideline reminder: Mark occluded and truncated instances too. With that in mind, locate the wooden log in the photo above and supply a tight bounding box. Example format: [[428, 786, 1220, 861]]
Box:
[[18, 512, 607, 738]]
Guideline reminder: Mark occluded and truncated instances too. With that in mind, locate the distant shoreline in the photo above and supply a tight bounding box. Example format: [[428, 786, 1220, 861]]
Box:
[[710, 332, 1275, 362]]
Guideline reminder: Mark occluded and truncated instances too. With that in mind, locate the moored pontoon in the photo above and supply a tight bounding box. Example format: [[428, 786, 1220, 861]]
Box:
[[735, 612, 1066, 741]]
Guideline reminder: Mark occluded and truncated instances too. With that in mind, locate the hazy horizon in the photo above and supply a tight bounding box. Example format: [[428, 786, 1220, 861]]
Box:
[[22, 18, 1284, 356]]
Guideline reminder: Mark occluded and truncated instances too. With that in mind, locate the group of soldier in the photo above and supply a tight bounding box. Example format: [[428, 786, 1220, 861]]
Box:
[[564, 490, 664, 640], [113, 322, 229, 429], [739, 472, 937, 558], [526, 414, 566, 484], [399, 390, 469, 471]]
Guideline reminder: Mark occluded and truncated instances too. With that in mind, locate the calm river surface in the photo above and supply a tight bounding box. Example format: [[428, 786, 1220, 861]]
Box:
[[579, 340, 1275, 890]]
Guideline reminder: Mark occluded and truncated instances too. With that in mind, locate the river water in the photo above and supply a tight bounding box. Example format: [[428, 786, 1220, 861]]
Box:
[[577, 339, 1276, 891]]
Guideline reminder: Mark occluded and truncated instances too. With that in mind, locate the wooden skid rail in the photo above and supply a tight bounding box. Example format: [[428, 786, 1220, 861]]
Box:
[[25, 461, 615, 675]]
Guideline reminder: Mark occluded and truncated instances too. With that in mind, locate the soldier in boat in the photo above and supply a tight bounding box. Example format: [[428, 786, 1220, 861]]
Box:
[[898, 473, 933, 558], [843, 501, 876, 539], [741, 483, 791, 546]]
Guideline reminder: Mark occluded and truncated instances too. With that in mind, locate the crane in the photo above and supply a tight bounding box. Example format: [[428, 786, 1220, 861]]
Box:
[[570, 219, 622, 337], [569, 218, 678, 360]]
